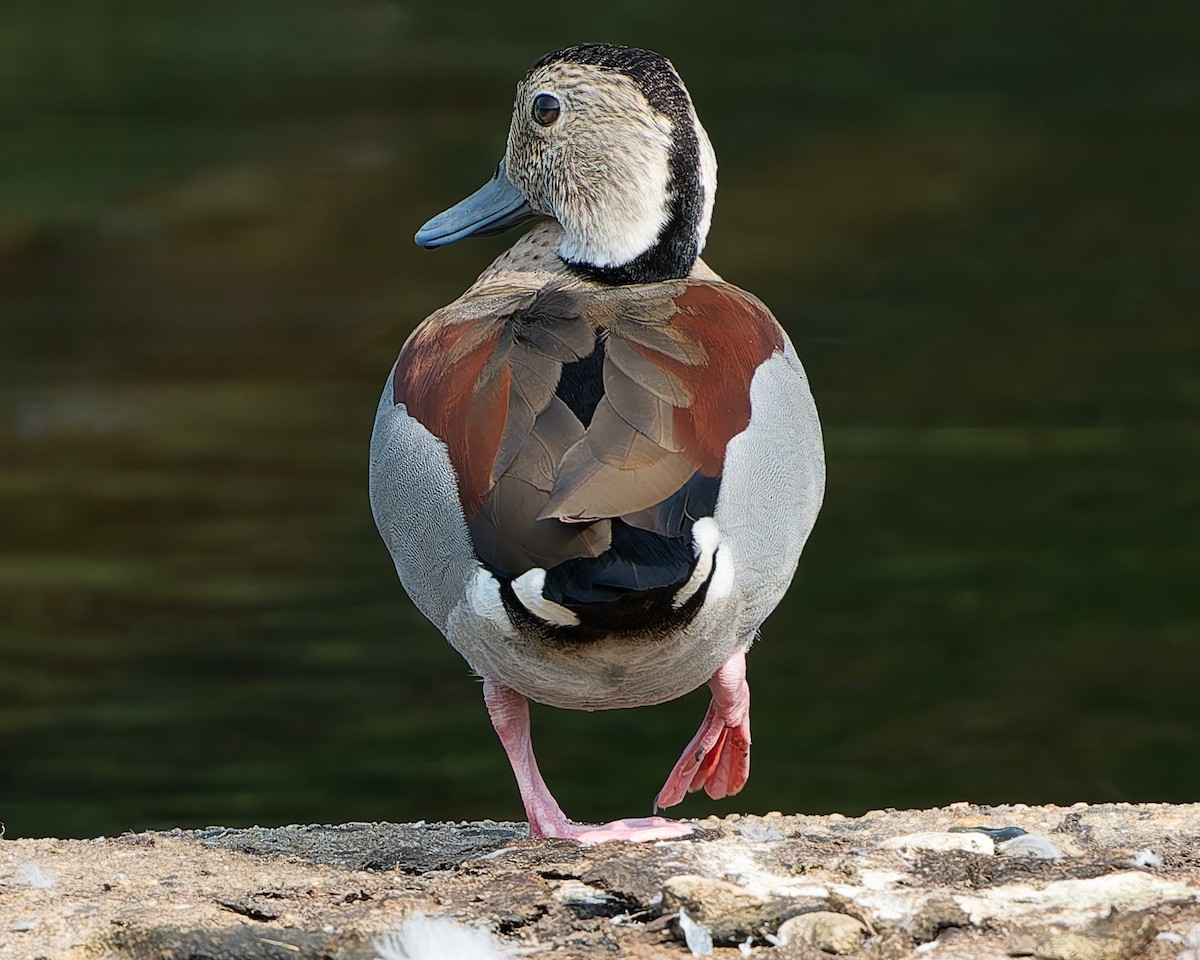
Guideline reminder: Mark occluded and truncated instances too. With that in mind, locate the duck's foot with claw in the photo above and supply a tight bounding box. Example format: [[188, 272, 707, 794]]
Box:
[[534, 816, 693, 844], [654, 649, 752, 810]]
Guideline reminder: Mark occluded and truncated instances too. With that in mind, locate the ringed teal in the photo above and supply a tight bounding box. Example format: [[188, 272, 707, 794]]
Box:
[[370, 43, 825, 842]]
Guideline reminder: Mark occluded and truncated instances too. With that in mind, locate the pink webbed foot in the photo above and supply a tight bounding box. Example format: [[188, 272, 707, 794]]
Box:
[[654, 650, 751, 811], [483, 678, 692, 845], [540, 816, 693, 845]]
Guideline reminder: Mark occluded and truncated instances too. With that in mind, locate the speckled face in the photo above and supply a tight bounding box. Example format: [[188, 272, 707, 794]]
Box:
[[502, 47, 717, 278]]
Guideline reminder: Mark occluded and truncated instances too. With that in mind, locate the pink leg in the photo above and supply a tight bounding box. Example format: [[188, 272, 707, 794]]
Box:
[[483, 678, 692, 844], [654, 649, 751, 811]]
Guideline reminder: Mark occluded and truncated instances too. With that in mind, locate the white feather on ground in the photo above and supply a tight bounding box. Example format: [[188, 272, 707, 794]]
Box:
[[374, 913, 508, 960], [678, 909, 714, 957]]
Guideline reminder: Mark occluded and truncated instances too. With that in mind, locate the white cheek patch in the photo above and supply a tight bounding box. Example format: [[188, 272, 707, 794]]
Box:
[[542, 71, 676, 270], [673, 516, 721, 609], [468, 568, 508, 627], [556, 132, 673, 268]]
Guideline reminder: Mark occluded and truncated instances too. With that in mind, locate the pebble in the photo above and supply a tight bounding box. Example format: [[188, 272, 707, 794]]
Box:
[[10, 921, 36, 933], [1027, 902, 1166, 960], [881, 832, 995, 856], [16, 862, 54, 889], [736, 821, 784, 842], [775, 911, 867, 954], [908, 896, 970, 943], [998, 834, 1065, 860], [555, 880, 622, 918], [1036, 930, 1134, 960], [661, 875, 822, 945]]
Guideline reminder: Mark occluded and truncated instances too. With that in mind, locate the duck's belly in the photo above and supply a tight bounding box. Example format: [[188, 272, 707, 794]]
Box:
[[445, 567, 748, 711]]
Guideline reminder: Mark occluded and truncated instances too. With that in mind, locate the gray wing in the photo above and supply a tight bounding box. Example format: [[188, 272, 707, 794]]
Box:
[[368, 369, 479, 634], [713, 333, 826, 631]]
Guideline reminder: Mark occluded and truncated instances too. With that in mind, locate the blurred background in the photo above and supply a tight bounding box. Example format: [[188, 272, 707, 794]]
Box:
[[2, 0, 1197, 840]]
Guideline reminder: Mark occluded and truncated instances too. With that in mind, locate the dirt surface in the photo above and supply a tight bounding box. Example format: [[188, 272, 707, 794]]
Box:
[[3, 803, 1199, 959]]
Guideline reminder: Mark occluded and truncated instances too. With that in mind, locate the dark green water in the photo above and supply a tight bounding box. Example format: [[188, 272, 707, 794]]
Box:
[[2, 0, 1198, 839]]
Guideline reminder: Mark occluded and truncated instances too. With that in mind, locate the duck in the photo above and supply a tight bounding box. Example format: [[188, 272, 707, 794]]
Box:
[[369, 43, 825, 843]]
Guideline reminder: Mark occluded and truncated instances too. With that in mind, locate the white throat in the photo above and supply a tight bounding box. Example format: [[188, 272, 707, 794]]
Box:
[[554, 114, 675, 269]]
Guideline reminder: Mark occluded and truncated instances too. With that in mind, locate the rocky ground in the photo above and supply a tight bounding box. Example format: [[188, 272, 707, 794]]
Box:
[[2, 803, 1199, 960]]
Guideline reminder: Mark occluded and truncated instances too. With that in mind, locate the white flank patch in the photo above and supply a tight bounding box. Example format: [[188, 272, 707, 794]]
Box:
[[467, 568, 507, 626], [708, 538, 735, 601], [673, 517, 720, 609], [512, 568, 580, 626]]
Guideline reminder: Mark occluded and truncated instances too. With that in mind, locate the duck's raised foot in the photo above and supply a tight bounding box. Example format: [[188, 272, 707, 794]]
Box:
[[654, 649, 752, 810]]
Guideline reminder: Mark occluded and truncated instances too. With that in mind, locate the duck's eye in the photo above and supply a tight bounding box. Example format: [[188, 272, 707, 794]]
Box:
[[532, 93, 560, 126]]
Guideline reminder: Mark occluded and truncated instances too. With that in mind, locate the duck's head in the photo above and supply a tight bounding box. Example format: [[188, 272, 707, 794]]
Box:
[[415, 43, 717, 285]]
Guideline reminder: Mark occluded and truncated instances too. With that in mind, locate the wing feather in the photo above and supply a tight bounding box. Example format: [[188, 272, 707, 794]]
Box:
[[393, 279, 786, 584]]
